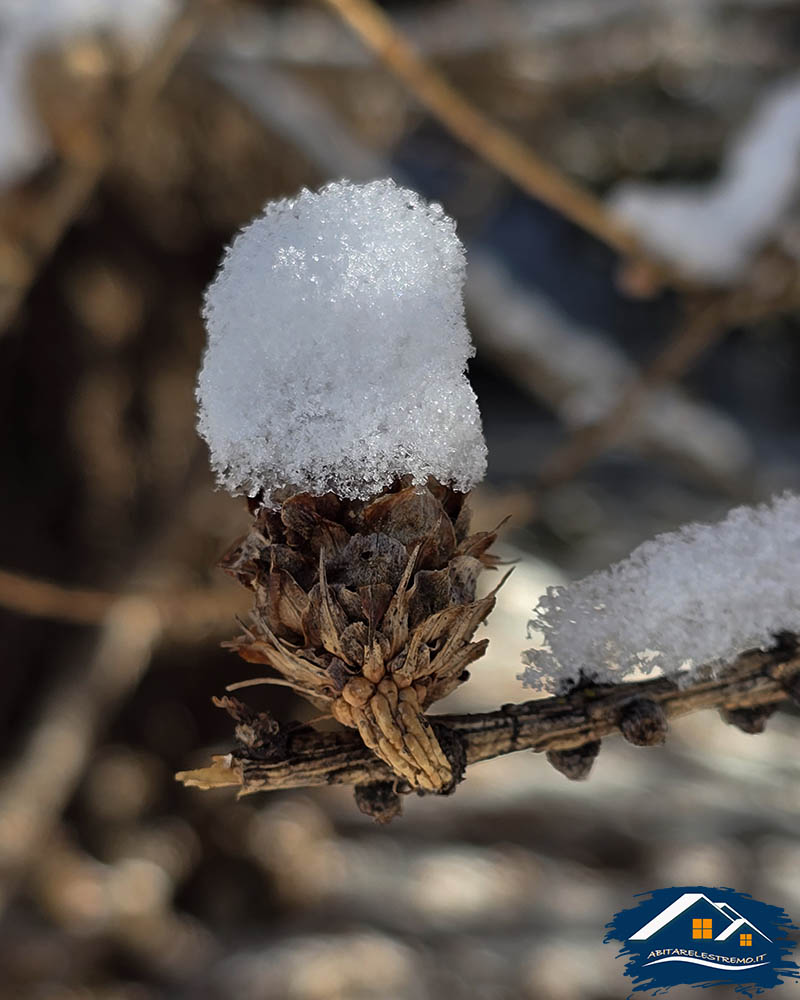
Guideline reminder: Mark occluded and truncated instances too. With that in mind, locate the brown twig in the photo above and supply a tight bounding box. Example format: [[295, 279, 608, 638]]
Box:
[[0, 0, 216, 333], [176, 640, 800, 796], [0, 566, 248, 639], [536, 271, 800, 491], [320, 0, 656, 270], [0, 567, 112, 624]]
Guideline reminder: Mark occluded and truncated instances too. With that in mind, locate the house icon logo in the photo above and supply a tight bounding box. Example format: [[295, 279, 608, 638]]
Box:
[[605, 886, 798, 996]]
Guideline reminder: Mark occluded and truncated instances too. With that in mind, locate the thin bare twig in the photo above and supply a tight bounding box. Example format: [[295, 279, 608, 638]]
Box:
[[176, 641, 800, 795], [320, 0, 652, 269]]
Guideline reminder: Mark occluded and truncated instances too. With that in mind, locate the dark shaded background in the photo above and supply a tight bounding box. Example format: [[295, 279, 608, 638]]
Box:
[[1, 2, 799, 997]]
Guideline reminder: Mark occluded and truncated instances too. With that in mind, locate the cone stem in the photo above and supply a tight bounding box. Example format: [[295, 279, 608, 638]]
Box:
[[178, 640, 800, 794]]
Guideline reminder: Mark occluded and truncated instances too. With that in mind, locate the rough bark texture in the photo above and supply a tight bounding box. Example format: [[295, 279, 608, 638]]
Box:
[[177, 636, 800, 813]]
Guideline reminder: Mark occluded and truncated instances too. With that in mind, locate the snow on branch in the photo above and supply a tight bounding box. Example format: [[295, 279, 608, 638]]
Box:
[[522, 493, 800, 695], [610, 76, 800, 283], [197, 179, 487, 505]]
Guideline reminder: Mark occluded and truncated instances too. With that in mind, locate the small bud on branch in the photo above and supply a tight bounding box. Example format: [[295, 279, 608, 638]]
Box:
[[178, 639, 800, 819]]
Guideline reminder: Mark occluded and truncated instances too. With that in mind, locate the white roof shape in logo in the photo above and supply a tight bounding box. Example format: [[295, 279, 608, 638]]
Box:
[[629, 892, 771, 942], [715, 914, 772, 943]]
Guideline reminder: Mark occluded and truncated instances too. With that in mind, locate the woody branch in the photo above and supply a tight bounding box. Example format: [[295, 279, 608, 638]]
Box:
[[177, 636, 800, 795]]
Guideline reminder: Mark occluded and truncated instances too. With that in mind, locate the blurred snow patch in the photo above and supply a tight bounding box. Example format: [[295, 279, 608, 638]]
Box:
[[0, 0, 176, 184], [610, 76, 800, 282]]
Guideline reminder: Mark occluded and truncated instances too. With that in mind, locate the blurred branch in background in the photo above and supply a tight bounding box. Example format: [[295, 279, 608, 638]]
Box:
[[320, 0, 658, 276], [1, 1, 800, 996], [466, 253, 753, 491], [0, 0, 216, 334], [0, 566, 247, 637], [610, 76, 800, 285], [225, 0, 800, 70], [28, 824, 217, 981], [0, 451, 246, 918], [537, 263, 800, 491], [209, 59, 387, 180]]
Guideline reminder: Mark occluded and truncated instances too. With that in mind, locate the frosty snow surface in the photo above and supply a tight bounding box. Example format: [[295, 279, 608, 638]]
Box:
[[196, 179, 487, 504], [521, 493, 800, 694]]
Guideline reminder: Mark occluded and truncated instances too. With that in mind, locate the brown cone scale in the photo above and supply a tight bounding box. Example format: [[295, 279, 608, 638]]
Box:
[[220, 478, 505, 792]]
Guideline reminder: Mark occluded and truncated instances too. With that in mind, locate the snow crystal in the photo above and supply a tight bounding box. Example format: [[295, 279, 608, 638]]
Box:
[[609, 76, 800, 283], [196, 179, 487, 504], [520, 493, 800, 694]]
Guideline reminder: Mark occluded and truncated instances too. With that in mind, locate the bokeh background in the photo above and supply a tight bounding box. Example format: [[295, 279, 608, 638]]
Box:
[[1, 1, 800, 997]]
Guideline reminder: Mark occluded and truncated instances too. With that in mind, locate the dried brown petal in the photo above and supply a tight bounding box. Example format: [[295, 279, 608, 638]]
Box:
[[218, 528, 268, 586], [218, 481, 503, 794], [266, 569, 308, 639], [448, 555, 483, 605], [380, 546, 418, 657], [333, 532, 407, 590], [359, 583, 394, 626], [783, 672, 800, 707], [334, 585, 366, 623], [269, 544, 313, 588], [362, 639, 385, 683], [309, 517, 350, 559], [425, 639, 488, 703], [457, 519, 507, 568], [280, 493, 319, 538], [409, 567, 452, 627], [417, 510, 457, 570], [339, 621, 369, 666], [363, 486, 441, 543], [453, 499, 472, 542]]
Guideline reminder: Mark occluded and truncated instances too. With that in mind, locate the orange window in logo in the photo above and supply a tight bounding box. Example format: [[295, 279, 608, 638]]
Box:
[[741, 934, 752, 947], [692, 918, 713, 939]]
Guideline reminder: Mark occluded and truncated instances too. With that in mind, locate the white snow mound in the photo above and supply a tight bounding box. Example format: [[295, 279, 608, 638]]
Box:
[[521, 493, 800, 694], [197, 179, 487, 504]]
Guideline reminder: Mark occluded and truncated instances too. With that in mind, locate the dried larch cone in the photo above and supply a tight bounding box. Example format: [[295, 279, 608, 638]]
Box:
[[220, 477, 506, 793]]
